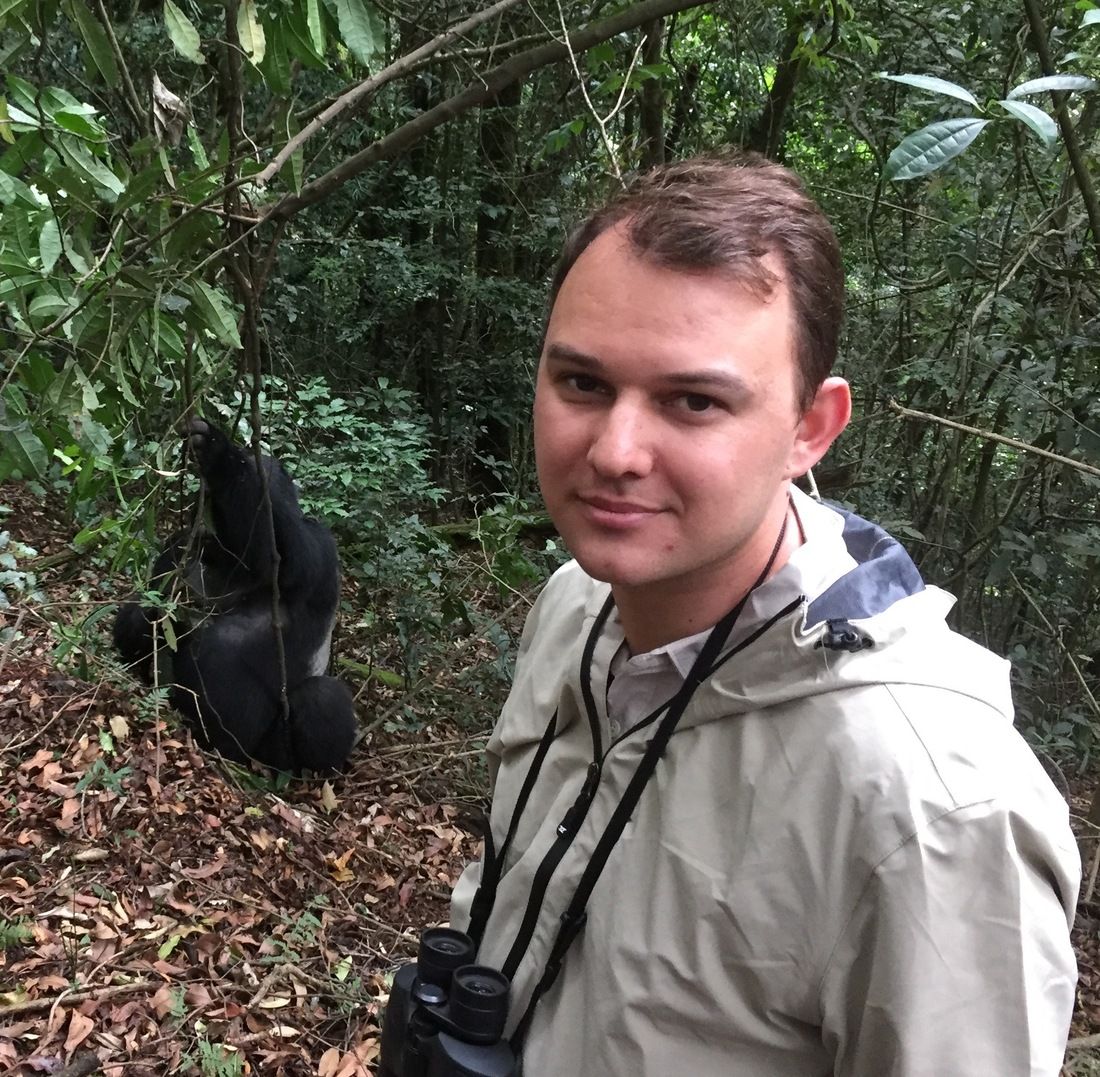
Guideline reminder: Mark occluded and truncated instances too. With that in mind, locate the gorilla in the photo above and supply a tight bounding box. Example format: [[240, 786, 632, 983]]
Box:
[[114, 418, 357, 773]]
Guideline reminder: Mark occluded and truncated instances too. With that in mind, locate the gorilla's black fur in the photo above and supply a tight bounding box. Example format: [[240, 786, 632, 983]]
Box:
[[114, 419, 356, 772]]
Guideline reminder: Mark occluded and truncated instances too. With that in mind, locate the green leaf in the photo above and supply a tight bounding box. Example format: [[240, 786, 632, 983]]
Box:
[[0, 250, 30, 276], [878, 72, 979, 107], [53, 107, 106, 141], [158, 934, 181, 959], [237, 0, 266, 65], [0, 96, 13, 144], [884, 118, 989, 181], [1084, 9, 1100, 26], [306, 0, 325, 54], [38, 217, 62, 273], [284, 5, 328, 67], [64, 242, 89, 275], [1007, 74, 1098, 99], [0, 416, 49, 479], [278, 102, 303, 193], [0, 0, 30, 26], [0, 170, 35, 205], [62, 0, 120, 88], [57, 136, 125, 199], [258, 18, 291, 95], [28, 293, 74, 322], [334, 0, 381, 65], [186, 124, 209, 169], [3, 102, 39, 128], [998, 99, 1059, 148], [164, 0, 204, 64], [113, 163, 161, 215], [188, 279, 242, 349]]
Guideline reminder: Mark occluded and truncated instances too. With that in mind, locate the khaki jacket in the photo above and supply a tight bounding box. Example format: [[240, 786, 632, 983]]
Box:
[[451, 499, 1079, 1077]]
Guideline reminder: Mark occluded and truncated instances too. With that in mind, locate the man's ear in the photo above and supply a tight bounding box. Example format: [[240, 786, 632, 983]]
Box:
[[787, 377, 851, 479]]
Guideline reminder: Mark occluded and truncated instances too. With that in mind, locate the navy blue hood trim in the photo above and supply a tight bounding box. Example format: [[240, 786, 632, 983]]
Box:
[[804, 504, 925, 627]]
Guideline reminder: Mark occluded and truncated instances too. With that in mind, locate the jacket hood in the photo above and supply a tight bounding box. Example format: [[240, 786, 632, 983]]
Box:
[[567, 492, 1014, 734]]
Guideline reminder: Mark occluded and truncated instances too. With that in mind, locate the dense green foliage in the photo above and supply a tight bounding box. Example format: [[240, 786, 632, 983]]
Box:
[[1, 0, 1098, 759]]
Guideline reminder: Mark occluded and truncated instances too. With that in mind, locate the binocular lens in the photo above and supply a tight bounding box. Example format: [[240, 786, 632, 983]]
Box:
[[418, 927, 477, 988], [462, 977, 498, 996], [450, 965, 510, 1041]]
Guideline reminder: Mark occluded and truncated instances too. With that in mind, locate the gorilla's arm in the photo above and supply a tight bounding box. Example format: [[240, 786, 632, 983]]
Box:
[[185, 418, 329, 597]]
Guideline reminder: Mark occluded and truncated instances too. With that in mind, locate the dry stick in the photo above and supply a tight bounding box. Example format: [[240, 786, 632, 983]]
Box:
[[254, 0, 526, 187], [0, 980, 158, 1018], [223, 0, 292, 731], [887, 400, 1100, 479], [245, 304, 291, 730], [92, 0, 148, 135], [552, 0, 639, 184], [263, 0, 714, 223]]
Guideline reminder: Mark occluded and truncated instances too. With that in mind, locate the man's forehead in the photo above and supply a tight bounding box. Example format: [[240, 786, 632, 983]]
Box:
[[559, 222, 785, 301]]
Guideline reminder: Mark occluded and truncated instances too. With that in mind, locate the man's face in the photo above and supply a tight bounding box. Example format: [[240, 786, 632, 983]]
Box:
[[534, 225, 837, 610]]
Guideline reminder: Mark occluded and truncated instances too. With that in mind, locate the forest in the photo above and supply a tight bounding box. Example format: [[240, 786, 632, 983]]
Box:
[[0, 0, 1098, 1072]]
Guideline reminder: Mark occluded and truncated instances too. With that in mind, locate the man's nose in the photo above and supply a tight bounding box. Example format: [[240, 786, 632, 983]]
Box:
[[586, 400, 654, 479]]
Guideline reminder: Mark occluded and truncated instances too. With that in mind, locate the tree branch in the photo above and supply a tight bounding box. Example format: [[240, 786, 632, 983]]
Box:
[[888, 399, 1100, 479], [263, 0, 712, 223], [0, 980, 158, 1018], [1020, 0, 1100, 266], [254, 0, 526, 188]]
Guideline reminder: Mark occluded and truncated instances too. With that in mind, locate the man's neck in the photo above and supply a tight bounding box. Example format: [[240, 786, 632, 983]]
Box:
[[612, 501, 803, 654]]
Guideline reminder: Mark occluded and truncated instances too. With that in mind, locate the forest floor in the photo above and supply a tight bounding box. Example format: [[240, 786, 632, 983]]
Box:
[[0, 482, 495, 1076], [2, 483, 1100, 1076]]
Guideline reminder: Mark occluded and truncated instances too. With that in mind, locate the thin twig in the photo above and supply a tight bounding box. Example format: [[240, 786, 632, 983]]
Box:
[[0, 980, 158, 1018], [888, 400, 1100, 479], [553, 0, 637, 184]]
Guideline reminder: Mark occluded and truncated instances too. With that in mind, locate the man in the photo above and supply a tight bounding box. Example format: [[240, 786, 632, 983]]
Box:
[[450, 153, 1079, 1076]]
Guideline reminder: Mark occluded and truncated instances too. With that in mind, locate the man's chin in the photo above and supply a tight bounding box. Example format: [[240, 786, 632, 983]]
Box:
[[571, 552, 658, 590]]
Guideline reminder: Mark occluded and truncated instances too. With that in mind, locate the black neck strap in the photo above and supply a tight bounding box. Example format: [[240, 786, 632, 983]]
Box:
[[509, 510, 791, 1050], [464, 508, 791, 1052]]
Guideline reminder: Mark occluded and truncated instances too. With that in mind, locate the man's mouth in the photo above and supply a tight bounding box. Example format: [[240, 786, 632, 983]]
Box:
[[577, 495, 661, 528]]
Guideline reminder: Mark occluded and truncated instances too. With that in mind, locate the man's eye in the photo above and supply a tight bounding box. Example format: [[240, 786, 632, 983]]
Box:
[[566, 374, 602, 393], [677, 393, 716, 413]]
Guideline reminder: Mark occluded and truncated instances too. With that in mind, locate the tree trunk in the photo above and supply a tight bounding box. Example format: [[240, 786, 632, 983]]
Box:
[[747, 14, 808, 158]]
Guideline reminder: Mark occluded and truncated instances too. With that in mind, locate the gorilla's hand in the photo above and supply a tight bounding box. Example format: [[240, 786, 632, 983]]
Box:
[[183, 417, 230, 475]]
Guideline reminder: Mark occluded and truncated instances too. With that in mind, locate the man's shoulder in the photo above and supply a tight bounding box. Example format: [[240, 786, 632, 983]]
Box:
[[521, 559, 606, 640], [798, 648, 1059, 843]]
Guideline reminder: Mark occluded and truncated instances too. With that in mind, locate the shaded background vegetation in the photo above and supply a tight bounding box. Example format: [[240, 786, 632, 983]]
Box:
[[0, 0, 1098, 771]]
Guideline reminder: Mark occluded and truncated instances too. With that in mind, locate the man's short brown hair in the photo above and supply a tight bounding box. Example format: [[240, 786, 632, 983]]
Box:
[[549, 151, 843, 413]]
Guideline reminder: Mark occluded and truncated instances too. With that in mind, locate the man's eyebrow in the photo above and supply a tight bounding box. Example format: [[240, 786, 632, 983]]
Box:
[[543, 342, 603, 368], [544, 341, 753, 397], [662, 370, 752, 395]]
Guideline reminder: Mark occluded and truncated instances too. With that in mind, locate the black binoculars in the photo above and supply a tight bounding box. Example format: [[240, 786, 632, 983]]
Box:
[[378, 927, 519, 1077]]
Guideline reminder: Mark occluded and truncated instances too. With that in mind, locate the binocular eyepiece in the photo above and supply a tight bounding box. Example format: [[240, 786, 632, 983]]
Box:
[[379, 928, 518, 1077]]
